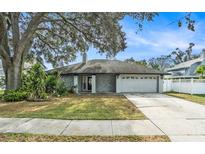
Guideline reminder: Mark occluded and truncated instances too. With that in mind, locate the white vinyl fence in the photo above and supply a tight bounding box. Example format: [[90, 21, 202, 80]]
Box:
[[163, 79, 205, 94]]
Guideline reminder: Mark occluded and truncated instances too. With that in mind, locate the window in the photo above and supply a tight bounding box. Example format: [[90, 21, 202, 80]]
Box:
[[127, 76, 130, 79], [131, 76, 134, 79], [135, 77, 138, 79], [122, 77, 125, 79], [144, 77, 148, 79], [149, 77, 152, 79], [140, 77, 143, 79]]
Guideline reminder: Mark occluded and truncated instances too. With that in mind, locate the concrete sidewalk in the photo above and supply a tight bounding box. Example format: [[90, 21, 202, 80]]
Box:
[[0, 118, 164, 136]]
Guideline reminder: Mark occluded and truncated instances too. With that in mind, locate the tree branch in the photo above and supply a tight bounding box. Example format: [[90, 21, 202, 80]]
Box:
[[10, 13, 20, 55], [36, 32, 58, 50], [0, 13, 11, 65], [14, 13, 47, 63]]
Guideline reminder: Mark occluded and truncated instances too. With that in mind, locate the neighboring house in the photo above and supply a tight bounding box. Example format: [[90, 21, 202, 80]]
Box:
[[48, 54, 167, 93], [166, 50, 205, 78]]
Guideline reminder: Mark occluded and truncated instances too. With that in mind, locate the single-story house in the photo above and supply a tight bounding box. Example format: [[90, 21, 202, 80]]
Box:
[[166, 50, 205, 78], [48, 54, 167, 93]]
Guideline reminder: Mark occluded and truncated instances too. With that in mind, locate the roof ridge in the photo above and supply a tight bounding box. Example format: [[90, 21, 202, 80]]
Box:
[[167, 57, 203, 71]]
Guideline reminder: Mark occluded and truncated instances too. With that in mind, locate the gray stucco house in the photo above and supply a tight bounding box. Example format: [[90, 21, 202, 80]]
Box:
[[166, 51, 205, 78], [48, 55, 167, 93]]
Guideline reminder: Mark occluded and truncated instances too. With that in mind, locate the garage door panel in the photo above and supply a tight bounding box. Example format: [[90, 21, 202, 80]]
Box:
[[120, 76, 157, 93]]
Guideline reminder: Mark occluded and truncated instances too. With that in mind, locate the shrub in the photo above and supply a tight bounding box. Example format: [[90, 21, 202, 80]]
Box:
[[56, 80, 67, 96], [45, 72, 67, 96], [22, 63, 47, 100], [196, 65, 205, 78], [45, 75, 58, 94], [0, 76, 5, 89], [3, 90, 28, 102]]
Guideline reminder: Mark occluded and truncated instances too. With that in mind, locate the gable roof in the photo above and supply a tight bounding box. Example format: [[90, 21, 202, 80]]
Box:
[[48, 59, 167, 75], [166, 57, 203, 71]]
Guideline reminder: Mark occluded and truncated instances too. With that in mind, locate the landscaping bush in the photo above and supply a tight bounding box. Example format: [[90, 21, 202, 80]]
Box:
[[56, 80, 67, 96], [0, 76, 5, 89], [3, 90, 28, 102], [45, 72, 68, 96], [22, 63, 48, 100], [45, 75, 58, 94]]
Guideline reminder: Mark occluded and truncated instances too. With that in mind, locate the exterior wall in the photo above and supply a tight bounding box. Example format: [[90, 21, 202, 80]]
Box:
[[74, 75, 78, 93], [202, 59, 205, 65], [61, 73, 164, 93], [96, 74, 116, 92], [163, 79, 205, 94], [92, 75, 96, 93], [158, 76, 163, 93], [116, 75, 121, 93], [78, 75, 82, 92], [61, 74, 74, 90], [189, 62, 201, 75]]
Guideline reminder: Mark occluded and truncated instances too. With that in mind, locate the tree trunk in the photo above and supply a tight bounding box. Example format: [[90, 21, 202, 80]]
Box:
[[4, 62, 22, 90]]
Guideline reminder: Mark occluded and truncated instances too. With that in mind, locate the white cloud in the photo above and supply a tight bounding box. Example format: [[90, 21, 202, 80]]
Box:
[[126, 30, 159, 47], [125, 27, 205, 54]]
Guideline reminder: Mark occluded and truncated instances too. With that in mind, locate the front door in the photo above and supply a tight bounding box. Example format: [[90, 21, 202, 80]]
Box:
[[82, 76, 92, 91]]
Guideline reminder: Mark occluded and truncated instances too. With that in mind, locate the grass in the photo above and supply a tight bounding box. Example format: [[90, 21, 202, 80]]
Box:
[[165, 92, 205, 105], [0, 95, 145, 120], [0, 90, 4, 99], [0, 133, 170, 142]]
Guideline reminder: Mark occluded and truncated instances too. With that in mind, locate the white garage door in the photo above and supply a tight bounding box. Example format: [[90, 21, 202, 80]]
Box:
[[120, 75, 158, 93]]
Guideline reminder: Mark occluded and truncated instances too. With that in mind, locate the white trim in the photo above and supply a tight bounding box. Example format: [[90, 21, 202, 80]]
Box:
[[116, 74, 121, 93], [92, 75, 96, 93], [74, 75, 78, 93]]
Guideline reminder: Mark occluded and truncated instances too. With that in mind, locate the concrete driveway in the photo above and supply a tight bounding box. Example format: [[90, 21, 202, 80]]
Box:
[[125, 93, 205, 142]]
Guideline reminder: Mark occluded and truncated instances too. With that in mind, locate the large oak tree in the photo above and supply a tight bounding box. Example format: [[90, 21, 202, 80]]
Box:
[[0, 12, 157, 90]]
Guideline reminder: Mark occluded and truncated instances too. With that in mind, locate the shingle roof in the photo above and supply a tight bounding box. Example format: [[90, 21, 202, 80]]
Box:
[[48, 59, 167, 75], [166, 58, 203, 71]]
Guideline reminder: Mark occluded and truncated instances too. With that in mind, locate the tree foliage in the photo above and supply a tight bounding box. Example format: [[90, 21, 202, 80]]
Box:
[[125, 43, 202, 71], [0, 12, 157, 89], [196, 65, 205, 78], [124, 57, 147, 66], [178, 13, 195, 31], [148, 55, 174, 71], [171, 43, 199, 64], [22, 63, 47, 100]]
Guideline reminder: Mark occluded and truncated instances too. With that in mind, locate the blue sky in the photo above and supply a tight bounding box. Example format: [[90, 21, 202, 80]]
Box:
[[47, 13, 205, 69]]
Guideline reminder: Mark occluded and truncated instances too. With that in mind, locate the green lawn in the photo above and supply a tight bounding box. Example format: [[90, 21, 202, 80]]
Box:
[[0, 133, 170, 142], [165, 92, 205, 105], [0, 90, 4, 99], [0, 95, 145, 120]]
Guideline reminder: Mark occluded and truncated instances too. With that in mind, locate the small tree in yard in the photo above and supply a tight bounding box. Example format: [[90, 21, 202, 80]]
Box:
[[23, 63, 47, 100], [196, 65, 205, 78]]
